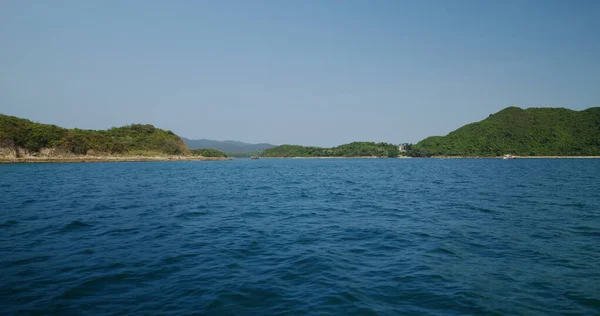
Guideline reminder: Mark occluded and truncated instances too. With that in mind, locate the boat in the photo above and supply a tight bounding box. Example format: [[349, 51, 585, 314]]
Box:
[[503, 154, 516, 160], [251, 156, 259, 160]]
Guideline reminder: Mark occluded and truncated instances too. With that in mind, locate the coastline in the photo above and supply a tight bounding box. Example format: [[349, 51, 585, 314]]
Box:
[[3, 155, 598, 163], [260, 155, 600, 159], [263, 156, 392, 159], [0, 155, 230, 164], [508, 156, 600, 159], [430, 156, 600, 159]]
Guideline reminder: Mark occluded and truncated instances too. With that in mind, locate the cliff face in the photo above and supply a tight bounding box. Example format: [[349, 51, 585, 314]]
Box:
[[0, 114, 191, 158], [0, 139, 17, 158], [0, 138, 66, 159]]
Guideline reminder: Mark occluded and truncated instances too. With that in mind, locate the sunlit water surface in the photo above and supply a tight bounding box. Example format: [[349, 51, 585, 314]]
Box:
[[1, 159, 599, 315]]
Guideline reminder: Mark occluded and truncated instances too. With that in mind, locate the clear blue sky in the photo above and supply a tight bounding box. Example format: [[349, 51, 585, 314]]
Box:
[[1, 0, 598, 146]]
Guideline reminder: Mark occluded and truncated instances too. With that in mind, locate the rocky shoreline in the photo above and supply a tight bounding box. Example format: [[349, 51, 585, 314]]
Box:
[[0, 155, 230, 163]]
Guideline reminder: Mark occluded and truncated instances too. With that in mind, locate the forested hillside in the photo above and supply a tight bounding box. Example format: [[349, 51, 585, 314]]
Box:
[[261, 142, 400, 158], [191, 148, 228, 158], [410, 107, 600, 157], [182, 138, 275, 154], [0, 114, 191, 156]]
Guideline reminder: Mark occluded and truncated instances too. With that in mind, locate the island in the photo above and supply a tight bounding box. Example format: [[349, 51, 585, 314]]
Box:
[[191, 148, 228, 158], [408, 106, 600, 157], [261, 142, 401, 158], [0, 114, 227, 163], [3, 106, 599, 162], [255, 106, 599, 159]]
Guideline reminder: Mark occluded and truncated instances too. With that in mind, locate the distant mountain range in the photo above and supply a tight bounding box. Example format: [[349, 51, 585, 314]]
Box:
[[181, 138, 276, 154]]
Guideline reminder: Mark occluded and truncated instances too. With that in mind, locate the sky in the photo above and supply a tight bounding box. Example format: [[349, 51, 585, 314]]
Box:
[[1, 0, 599, 147]]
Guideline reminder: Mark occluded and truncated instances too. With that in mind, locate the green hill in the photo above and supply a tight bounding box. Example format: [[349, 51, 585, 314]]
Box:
[[181, 137, 275, 154], [0, 114, 191, 157], [410, 107, 600, 157], [262, 142, 400, 158], [191, 148, 228, 158]]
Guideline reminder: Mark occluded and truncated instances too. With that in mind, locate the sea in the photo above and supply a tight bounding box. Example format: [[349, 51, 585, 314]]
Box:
[[1, 158, 599, 315]]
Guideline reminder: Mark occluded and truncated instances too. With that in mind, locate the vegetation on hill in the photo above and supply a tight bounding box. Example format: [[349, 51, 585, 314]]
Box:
[[261, 142, 401, 158], [5, 106, 596, 159], [0, 114, 191, 156], [191, 148, 228, 158], [182, 138, 275, 154], [226, 152, 263, 158], [409, 107, 600, 157], [227, 152, 261, 158]]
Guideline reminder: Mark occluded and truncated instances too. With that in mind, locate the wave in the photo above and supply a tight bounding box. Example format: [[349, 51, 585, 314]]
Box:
[[0, 220, 18, 227], [60, 220, 91, 232]]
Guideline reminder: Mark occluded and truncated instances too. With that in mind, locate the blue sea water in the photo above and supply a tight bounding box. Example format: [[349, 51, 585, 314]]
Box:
[[1, 158, 599, 315]]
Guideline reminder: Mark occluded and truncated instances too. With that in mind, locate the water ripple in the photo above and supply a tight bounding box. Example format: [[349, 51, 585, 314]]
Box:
[[1, 159, 599, 314]]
